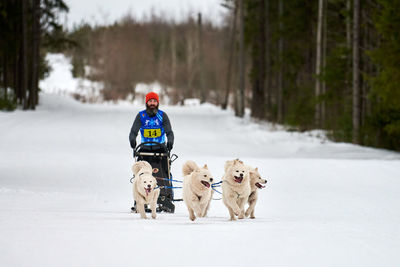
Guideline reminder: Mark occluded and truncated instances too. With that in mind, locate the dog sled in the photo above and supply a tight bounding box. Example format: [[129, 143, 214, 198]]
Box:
[[131, 142, 179, 213]]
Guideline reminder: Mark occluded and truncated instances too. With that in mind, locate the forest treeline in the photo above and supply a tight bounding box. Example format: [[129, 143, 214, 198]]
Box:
[[241, 0, 400, 151], [0, 0, 69, 110], [1, 0, 399, 151], [66, 13, 229, 104]]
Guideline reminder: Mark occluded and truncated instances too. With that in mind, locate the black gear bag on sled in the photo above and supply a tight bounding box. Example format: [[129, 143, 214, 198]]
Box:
[[131, 142, 178, 213]]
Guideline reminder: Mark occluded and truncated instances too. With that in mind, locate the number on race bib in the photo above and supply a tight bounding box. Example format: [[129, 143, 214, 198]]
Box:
[[143, 128, 162, 138]]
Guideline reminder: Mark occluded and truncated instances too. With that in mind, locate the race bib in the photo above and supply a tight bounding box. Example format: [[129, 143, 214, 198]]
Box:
[[143, 128, 162, 138]]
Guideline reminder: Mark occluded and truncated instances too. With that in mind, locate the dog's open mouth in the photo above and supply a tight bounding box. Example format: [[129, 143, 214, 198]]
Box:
[[255, 182, 265, 189], [145, 188, 152, 195], [234, 176, 243, 183], [201, 180, 210, 188]]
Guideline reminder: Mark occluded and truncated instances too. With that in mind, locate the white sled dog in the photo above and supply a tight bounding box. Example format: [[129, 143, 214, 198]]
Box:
[[221, 159, 251, 220], [132, 161, 160, 219], [245, 166, 267, 219], [182, 160, 214, 221]]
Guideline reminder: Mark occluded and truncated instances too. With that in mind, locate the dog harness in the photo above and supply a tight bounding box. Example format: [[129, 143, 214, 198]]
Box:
[[139, 109, 166, 145]]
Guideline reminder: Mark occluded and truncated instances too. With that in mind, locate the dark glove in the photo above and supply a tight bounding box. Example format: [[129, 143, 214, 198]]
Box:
[[130, 139, 136, 149], [167, 142, 173, 151]]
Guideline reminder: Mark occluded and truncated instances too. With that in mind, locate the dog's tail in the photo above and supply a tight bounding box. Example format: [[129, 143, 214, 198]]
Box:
[[132, 161, 153, 174], [224, 160, 234, 173], [182, 160, 199, 176]]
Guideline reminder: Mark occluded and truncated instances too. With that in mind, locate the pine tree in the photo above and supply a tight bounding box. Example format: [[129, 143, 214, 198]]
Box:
[[368, 0, 400, 150]]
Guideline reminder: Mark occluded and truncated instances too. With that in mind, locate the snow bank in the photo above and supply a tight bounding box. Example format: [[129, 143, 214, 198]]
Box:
[[40, 54, 104, 102], [40, 53, 174, 105]]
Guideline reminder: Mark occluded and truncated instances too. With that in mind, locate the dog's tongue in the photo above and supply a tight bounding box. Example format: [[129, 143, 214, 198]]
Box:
[[145, 188, 152, 195], [234, 176, 243, 183], [255, 182, 265, 189], [201, 181, 210, 188]]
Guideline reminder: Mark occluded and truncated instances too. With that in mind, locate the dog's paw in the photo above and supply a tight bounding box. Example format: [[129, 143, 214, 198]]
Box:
[[194, 209, 203, 217], [250, 215, 255, 219], [190, 215, 196, 221], [152, 213, 156, 219], [238, 214, 245, 219], [230, 217, 237, 221], [233, 209, 240, 216]]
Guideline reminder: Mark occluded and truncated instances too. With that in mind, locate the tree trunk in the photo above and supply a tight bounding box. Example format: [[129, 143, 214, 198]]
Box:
[[346, 0, 352, 98], [277, 0, 284, 123], [30, 0, 40, 109], [365, 0, 373, 119], [35, 0, 41, 106], [361, 6, 368, 128], [235, 0, 245, 117], [251, 0, 266, 119], [170, 28, 177, 102], [197, 13, 206, 103], [352, 0, 361, 144], [222, 0, 238, 110], [321, 0, 327, 126], [346, 0, 351, 50], [186, 30, 196, 100], [14, 51, 19, 103], [264, 0, 271, 119], [315, 0, 324, 126], [3, 54, 8, 101], [21, 0, 29, 110]]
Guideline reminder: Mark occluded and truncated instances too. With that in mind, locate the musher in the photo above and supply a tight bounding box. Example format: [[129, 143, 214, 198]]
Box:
[[129, 92, 174, 152]]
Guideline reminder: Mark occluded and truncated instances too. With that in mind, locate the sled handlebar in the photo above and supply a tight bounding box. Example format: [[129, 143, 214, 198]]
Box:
[[134, 141, 169, 156], [134, 142, 178, 163]]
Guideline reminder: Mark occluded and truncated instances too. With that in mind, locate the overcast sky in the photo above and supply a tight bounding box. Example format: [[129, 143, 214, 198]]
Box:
[[63, 0, 228, 29]]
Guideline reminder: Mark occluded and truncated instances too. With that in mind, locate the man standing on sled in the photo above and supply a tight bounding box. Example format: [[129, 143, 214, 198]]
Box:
[[129, 92, 175, 213]]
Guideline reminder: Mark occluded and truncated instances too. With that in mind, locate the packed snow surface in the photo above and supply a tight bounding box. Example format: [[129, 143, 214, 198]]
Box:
[[1, 93, 400, 267]]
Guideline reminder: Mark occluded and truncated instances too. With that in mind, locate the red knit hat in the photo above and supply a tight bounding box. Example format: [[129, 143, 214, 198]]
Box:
[[145, 92, 159, 104]]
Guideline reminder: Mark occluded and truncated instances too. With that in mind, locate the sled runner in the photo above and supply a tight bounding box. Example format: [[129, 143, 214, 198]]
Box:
[[131, 142, 178, 213]]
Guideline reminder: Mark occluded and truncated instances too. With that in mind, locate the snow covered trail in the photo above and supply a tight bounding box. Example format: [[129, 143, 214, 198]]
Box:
[[1, 93, 400, 267]]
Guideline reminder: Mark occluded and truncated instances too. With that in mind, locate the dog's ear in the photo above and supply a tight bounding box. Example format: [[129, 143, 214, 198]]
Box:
[[203, 164, 208, 169], [250, 166, 258, 173], [248, 167, 257, 176], [233, 159, 243, 166], [234, 158, 243, 164]]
